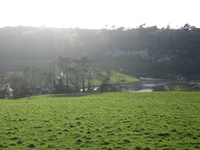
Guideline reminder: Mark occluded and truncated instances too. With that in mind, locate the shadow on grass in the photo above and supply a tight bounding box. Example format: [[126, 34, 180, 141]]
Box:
[[46, 93, 100, 98]]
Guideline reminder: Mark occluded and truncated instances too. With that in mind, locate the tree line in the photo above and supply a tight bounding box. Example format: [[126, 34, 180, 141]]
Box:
[[0, 24, 200, 77], [0, 56, 120, 99]]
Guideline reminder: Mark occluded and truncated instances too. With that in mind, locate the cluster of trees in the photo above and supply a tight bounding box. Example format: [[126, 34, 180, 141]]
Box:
[[0, 66, 43, 98], [0, 24, 200, 77], [0, 57, 120, 98]]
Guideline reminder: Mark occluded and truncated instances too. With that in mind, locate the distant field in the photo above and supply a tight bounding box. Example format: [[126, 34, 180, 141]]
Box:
[[0, 92, 200, 150]]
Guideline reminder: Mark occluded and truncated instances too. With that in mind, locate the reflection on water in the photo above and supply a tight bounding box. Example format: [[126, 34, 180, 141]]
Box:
[[137, 89, 153, 92], [80, 77, 199, 92], [120, 77, 176, 92]]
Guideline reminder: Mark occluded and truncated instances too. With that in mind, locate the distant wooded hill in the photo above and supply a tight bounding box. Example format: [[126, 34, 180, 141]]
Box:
[[0, 25, 200, 76]]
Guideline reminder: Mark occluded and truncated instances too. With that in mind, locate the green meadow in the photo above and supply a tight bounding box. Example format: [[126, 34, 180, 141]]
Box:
[[0, 92, 200, 150]]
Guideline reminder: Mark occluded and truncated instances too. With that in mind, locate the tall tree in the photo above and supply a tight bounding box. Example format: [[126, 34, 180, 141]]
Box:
[[56, 56, 72, 93], [80, 57, 90, 93]]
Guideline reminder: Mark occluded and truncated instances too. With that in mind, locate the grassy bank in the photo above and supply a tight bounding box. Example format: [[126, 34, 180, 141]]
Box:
[[165, 83, 200, 92], [0, 92, 200, 149]]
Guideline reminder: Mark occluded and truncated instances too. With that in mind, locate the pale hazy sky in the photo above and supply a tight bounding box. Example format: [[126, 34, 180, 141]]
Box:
[[0, 0, 199, 29]]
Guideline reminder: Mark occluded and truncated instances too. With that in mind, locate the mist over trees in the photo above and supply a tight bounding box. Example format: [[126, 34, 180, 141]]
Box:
[[1, 24, 200, 98], [0, 24, 200, 76], [0, 55, 126, 98]]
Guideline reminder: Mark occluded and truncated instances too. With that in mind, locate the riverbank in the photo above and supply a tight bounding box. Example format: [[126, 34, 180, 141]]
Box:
[[164, 82, 200, 91], [119, 77, 200, 92]]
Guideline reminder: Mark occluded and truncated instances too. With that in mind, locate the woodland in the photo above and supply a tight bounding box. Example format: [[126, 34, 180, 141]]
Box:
[[1, 24, 200, 73], [0, 24, 200, 98]]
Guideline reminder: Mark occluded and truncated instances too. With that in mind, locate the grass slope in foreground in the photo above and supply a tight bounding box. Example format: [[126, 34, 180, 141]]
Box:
[[0, 92, 200, 150]]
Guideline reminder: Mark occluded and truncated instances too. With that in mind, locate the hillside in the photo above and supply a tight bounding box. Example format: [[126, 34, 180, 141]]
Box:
[[1, 25, 200, 77]]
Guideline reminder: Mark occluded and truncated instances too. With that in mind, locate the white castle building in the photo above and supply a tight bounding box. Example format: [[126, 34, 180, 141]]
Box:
[[105, 49, 149, 58]]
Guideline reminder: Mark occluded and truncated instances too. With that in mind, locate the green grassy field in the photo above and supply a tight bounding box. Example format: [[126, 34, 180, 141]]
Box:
[[0, 92, 200, 150]]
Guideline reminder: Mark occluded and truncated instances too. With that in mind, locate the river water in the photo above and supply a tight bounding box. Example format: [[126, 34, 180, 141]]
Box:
[[119, 77, 178, 92], [88, 77, 199, 92]]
